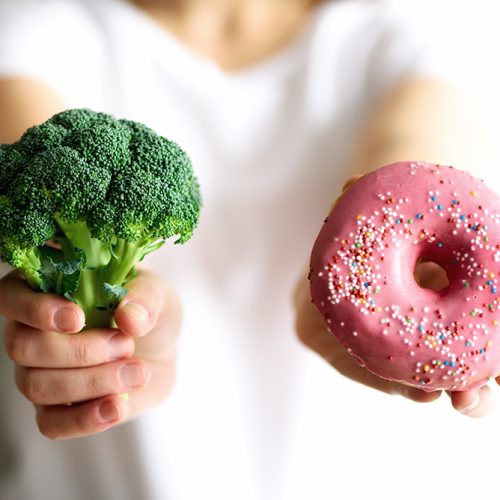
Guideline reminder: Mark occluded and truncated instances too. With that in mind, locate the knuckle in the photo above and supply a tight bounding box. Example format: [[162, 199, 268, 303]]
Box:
[[86, 371, 104, 396], [21, 369, 45, 403], [148, 277, 165, 302], [4, 328, 32, 364], [71, 340, 90, 365], [36, 411, 58, 440], [138, 271, 171, 309], [24, 300, 44, 328]]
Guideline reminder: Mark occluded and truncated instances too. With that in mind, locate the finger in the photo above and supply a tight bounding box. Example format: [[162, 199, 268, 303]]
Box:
[[16, 358, 151, 405], [115, 269, 180, 337], [35, 394, 129, 440], [328, 174, 364, 214], [398, 386, 442, 403], [449, 385, 496, 418], [4, 322, 134, 368], [341, 174, 363, 193], [0, 271, 84, 333], [114, 268, 167, 338], [121, 358, 177, 422]]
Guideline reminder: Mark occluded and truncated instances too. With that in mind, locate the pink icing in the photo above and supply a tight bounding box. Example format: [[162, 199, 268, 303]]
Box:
[[309, 161, 500, 391]]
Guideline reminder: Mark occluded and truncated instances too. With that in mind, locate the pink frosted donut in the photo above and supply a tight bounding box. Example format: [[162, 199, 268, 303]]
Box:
[[309, 161, 500, 391]]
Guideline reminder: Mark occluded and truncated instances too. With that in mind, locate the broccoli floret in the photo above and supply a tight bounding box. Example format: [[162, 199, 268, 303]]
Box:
[[0, 109, 201, 328]]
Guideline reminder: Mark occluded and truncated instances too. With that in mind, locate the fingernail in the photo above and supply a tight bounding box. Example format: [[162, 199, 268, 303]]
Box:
[[120, 362, 145, 389], [108, 333, 132, 361], [121, 302, 149, 325], [461, 393, 480, 413], [98, 401, 120, 423], [54, 308, 79, 332]]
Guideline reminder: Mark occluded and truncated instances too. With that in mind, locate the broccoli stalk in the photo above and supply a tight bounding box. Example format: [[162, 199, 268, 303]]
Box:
[[54, 218, 164, 328], [0, 109, 201, 330]]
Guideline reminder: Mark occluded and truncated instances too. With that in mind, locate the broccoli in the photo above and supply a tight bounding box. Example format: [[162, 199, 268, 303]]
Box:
[[0, 108, 201, 329]]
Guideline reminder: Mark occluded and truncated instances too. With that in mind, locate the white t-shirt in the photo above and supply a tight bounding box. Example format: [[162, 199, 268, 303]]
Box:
[[0, 1, 438, 499]]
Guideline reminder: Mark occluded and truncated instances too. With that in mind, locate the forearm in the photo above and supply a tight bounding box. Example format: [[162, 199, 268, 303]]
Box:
[[350, 78, 488, 178], [0, 77, 66, 143]]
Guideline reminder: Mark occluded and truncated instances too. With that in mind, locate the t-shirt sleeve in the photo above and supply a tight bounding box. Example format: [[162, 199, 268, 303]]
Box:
[[0, 0, 103, 105], [363, 6, 447, 96]]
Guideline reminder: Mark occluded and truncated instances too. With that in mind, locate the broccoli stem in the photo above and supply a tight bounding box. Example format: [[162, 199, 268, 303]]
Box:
[[50, 218, 160, 329], [74, 240, 144, 329], [54, 217, 111, 268], [53, 218, 114, 328], [75, 268, 115, 329], [22, 248, 43, 290], [101, 239, 144, 287], [53, 219, 148, 328]]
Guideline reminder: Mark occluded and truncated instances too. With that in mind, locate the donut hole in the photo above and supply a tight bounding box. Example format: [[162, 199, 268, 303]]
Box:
[[414, 260, 450, 291]]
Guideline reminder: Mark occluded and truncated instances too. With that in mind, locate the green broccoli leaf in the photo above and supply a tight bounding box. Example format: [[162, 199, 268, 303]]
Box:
[[102, 282, 128, 307], [39, 248, 86, 299]]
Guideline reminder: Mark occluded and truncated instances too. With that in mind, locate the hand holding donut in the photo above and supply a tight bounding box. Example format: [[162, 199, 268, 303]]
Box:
[[1, 267, 181, 439], [297, 163, 500, 417]]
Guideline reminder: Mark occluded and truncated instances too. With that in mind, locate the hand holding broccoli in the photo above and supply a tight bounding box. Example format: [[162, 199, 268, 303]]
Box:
[[0, 109, 201, 438], [1, 266, 181, 438]]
